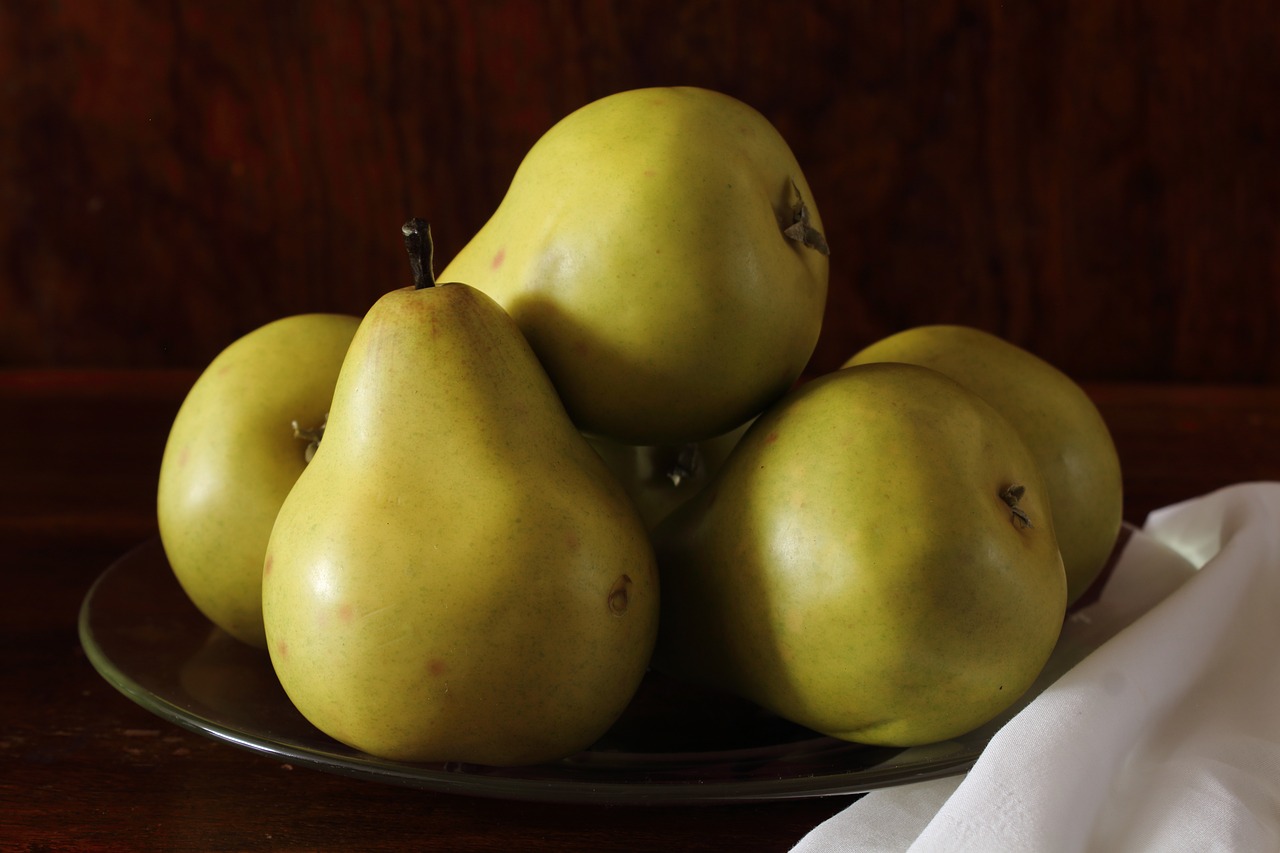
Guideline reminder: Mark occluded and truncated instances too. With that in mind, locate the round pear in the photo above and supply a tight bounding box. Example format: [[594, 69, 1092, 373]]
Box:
[[157, 313, 360, 647], [652, 363, 1068, 746], [440, 86, 829, 445]]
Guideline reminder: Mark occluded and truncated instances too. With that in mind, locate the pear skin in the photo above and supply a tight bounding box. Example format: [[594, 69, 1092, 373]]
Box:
[[440, 86, 829, 445], [844, 325, 1123, 604], [157, 313, 359, 648], [651, 363, 1067, 747], [262, 282, 659, 766]]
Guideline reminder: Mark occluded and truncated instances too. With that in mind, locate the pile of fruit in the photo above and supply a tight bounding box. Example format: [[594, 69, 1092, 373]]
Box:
[[156, 87, 1123, 766]]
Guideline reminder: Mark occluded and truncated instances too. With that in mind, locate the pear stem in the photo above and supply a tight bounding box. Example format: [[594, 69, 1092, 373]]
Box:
[[402, 218, 435, 289], [783, 179, 830, 256]]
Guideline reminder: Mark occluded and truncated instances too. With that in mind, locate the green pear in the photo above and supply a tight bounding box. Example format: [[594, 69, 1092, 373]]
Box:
[[651, 363, 1067, 747], [440, 86, 830, 445], [584, 420, 752, 531], [843, 325, 1123, 605], [262, 224, 659, 765], [157, 313, 359, 648]]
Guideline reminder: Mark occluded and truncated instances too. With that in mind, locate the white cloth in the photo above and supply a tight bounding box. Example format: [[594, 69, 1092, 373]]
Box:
[[792, 482, 1280, 853]]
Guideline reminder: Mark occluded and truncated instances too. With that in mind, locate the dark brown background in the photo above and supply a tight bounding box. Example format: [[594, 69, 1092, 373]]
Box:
[[2, 0, 1278, 382]]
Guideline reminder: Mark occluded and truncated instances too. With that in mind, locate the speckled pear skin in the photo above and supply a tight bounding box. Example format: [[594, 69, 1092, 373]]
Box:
[[157, 313, 360, 648], [262, 283, 659, 766], [439, 86, 829, 446], [651, 363, 1067, 747], [844, 325, 1123, 605]]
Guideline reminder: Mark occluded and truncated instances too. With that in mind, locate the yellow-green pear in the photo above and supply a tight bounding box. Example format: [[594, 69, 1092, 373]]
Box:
[[262, 223, 659, 766], [584, 420, 752, 531], [157, 313, 359, 648], [440, 86, 830, 445], [843, 325, 1123, 605], [651, 363, 1067, 747]]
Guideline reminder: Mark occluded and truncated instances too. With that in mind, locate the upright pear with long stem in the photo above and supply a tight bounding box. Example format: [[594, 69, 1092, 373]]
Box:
[[262, 221, 659, 765]]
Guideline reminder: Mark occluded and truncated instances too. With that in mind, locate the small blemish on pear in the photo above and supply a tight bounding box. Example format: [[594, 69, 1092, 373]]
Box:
[[608, 575, 632, 615]]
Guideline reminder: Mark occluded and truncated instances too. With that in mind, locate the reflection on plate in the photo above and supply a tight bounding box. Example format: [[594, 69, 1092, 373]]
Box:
[[78, 532, 1129, 805]]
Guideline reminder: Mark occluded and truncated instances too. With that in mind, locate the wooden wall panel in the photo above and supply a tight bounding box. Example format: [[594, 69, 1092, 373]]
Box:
[[1, 0, 1277, 383]]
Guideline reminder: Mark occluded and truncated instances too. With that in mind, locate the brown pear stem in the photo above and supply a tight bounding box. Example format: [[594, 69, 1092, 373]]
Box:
[[402, 218, 435, 289], [783, 179, 830, 256]]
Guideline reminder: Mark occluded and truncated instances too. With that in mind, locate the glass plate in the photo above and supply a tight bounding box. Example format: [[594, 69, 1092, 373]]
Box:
[[78, 532, 1128, 805]]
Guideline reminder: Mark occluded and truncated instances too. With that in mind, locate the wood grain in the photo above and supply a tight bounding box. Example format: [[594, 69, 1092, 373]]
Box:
[[2, 1, 1278, 382]]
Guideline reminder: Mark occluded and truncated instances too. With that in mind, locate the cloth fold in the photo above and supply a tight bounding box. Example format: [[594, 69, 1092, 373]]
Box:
[[792, 482, 1280, 853]]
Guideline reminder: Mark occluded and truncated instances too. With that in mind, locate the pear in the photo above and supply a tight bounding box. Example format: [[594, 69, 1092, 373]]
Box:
[[440, 86, 829, 445], [651, 363, 1067, 747], [157, 313, 360, 648], [262, 222, 659, 766], [584, 419, 752, 531], [843, 325, 1123, 605]]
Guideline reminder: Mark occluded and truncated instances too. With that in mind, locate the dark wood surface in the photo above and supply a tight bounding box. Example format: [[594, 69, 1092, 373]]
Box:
[[4, 369, 1280, 851], [3, 1, 1280, 383]]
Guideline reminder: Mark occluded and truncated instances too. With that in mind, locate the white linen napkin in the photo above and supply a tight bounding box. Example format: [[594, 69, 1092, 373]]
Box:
[[792, 482, 1280, 853]]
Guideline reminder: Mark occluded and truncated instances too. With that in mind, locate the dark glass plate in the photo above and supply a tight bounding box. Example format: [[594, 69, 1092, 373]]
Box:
[[78, 533, 1127, 804]]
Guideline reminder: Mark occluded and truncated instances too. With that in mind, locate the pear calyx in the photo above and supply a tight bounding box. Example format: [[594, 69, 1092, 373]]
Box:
[[1000, 483, 1032, 528], [783, 179, 830, 256], [402, 218, 436, 289], [292, 414, 328, 463]]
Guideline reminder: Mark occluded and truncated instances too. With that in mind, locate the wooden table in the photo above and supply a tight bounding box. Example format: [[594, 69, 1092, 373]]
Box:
[[4, 370, 1279, 852]]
